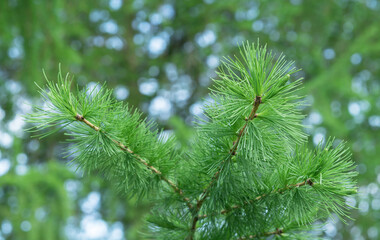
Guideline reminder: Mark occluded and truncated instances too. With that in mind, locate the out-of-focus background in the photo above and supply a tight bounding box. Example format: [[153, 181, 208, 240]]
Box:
[[0, 0, 379, 239]]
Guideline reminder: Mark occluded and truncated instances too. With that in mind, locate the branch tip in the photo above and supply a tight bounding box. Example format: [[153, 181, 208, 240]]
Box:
[[75, 114, 84, 121], [255, 95, 262, 104], [306, 178, 314, 186]]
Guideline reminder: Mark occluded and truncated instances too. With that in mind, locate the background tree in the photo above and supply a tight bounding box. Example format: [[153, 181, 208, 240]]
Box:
[[0, 0, 379, 239]]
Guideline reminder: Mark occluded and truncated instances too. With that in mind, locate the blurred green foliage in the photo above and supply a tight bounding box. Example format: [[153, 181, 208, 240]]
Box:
[[0, 161, 73, 240], [0, 0, 379, 239]]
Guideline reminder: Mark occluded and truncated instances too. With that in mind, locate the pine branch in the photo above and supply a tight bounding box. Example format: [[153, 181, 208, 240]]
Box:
[[237, 228, 283, 240], [74, 113, 193, 209], [188, 96, 262, 239]]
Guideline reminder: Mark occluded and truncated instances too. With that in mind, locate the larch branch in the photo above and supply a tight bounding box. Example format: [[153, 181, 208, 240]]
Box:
[[187, 96, 262, 239], [198, 178, 314, 219], [75, 114, 193, 209]]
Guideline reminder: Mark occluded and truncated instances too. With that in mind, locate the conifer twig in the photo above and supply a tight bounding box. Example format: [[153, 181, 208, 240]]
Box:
[[198, 178, 314, 219], [188, 96, 262, 239], [75, 114, 193, 209], [237, 228, 283, 240]]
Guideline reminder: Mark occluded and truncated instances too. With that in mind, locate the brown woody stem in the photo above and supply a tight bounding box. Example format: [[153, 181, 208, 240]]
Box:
[[75, 114, 192, 209]]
